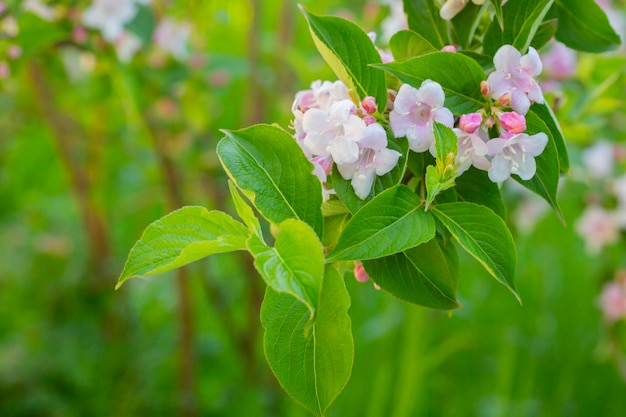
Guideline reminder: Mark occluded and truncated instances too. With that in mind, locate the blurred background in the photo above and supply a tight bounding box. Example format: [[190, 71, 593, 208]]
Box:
[[1, 0, 626, 416]]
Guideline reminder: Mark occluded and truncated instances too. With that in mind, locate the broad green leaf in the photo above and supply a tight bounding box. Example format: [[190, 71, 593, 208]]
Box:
[[437, 234, 460, 286], [459, 51, 493, 70], [217, 125, 324, 237], [228, 181, 262, 238], [529, 102, 569, 173], [322, 199, 350, 217], [426, 123, 458, 208], [389, 30, 438, 61], [327, 185, 435, 261], [375, 52, 487, 114], [451, 2, 489, 49], [483, 0, 555, 56], [299, 6, 387, 110], [432, 202, 518, 300], [125, 4, 156, 44], [363, 239, 460, 309], [333, 137, 408, 213], [322, 214, 349, 251], [530, 19, 558, 50], [552, 0, 621, 52], [455, 167, 506, 219], [515, 112, 563, 223], [403, 0, 448, 49], [248, 219, 324, 312], [116, 206, 249, 288], [492, 0, 504, 30], [261, 266, 353, 417], [433, 122, 458, 160], [16, 14, 68, 58]]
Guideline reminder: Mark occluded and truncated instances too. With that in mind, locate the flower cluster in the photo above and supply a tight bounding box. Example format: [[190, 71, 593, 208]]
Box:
[[291, 44, 549, 200]]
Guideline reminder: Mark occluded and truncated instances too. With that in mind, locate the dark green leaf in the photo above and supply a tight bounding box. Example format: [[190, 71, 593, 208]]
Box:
[[16, 14, 68, 58], [300, 6, 387, 109], [217, 125, 324, 237], [552, 0, 621, 52], [451, 2, 489, 49], [530, 19, 558, 50], [432, 202, 518, 299], [328, 185, 435, 261], [261, 266, 353, 417], [363, 238, 460, 309], [389, 30, 438, 61], [375, 52, 487, 114], [403, 0, 449, 49], [125, 4, 156, 44], [529, 102, 569, 173], [117, 206, 248, 288], [492, 0, 504, 30], [455, 167, 506, 219]]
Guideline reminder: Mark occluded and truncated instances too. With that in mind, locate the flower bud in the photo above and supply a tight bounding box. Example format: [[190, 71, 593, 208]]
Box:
[[361, 96, 378, 114], [441, 45, 457, 52], [497, 92, 511, 107], [354, 262, 370, 283], [480, 80, 490, 97], [363, 115, 376, 125], [459, 112, 482, 134], [499, 112, 526, 134]]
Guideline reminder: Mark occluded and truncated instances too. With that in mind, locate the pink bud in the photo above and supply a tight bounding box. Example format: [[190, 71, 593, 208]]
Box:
[[480, 80, 490, 97], [459, 112, 482, 134], [72, 27, 89, 44], [363, 115, 376, 125], [497, 92, 511, 107], [354, 262, 370, 283], [499, 112, 526, 134], [0, 61, 9, 79], [387, 89, 397, 111], [484, 116, 495, 129], [441, 45, 457, 53], [373, 282, 381, 290], [361, 96, 378, 114], [7, 45, 21, 60]]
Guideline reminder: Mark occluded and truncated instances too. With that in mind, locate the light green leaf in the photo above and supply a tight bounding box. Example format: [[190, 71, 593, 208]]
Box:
[[228, 181, 262, 238], [552, 0, 621, 52], [300, 6, 387, 110], [217, 125, 324, 238], [363, 238, 460, 309], [248, 219, 324, 312], [432, 202, 519, 300], [483, 0, 555, 56], [426, 123, 458, 208], [327, 185, 435, 262], [116, 206, 249, 288], [375, 52, 487, 114], [403, 0, 448, 49], [389, 30, 438, 61], [261, 266, 353, 417]]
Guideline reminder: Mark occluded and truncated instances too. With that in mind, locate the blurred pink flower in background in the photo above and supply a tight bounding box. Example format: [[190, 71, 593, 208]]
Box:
[[154, 18, 191, 61], [22, 0, 55, 21], [541, 42, 577, 80], [599, 279, 626, 322], [380, 0, 407, 42], [114, 31, 142, 62], [576, 205, 620, 254], [82, 0, 142, 42], [582, 141, 615, 179]]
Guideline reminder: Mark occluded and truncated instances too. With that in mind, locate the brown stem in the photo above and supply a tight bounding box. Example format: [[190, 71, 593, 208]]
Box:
[[145, 118, 197, 417]]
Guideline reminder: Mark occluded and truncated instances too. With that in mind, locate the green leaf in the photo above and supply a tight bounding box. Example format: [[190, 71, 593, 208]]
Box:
[[299, 6, 387, 110], [431, 202, 518, 300], [451, 2, 489, 49], [261, 266, 353, 417], [327, 185, 435, 261], [116, 206, 249, 288], [483, 0, 555, 56], [530, 19, 558, 50], [455, 167, 506, 219], [363, 238, 460, 309], [425, 123, 458, 208], [375, 52, 487, 114], [16, 13, 68, 58], [515, 112, 563, 222], [322, 214, 349, 251], [125, 4, 156, 44], [217, 125, 324, 238], [433, 122, 458, 160], [552, 0, 621, 52], [248, 219, 324, 312], [491, 0, 504, 30], [403, 0, 448, 49], [529, 102, 569, 173], [389, 30, 438, 61], [228, 181, 262, 238], [333, 137, 408, 213]]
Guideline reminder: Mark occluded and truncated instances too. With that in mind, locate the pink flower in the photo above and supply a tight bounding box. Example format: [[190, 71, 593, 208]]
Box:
[[599, 281, 626, 322], [487, 45, 544, 115], [486, 132, 548, 182], [354, 262, 370, 282], [441, 45, 457, 53], [440, 0, 485, 20], [575, 205, 620, 254], [114, 31, 142, 62], [455, 114, 490, 175], [154, 18, 192, 61], [389, 80, 454, 153], [582, 141, 614, 179], [336, 123, 402, 199], [499, 112, 527, 134], [542, 42, 577, 80]]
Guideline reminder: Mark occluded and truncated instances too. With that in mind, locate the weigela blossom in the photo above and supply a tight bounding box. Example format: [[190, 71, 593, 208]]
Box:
[[454, 113, 490, 175], [336, 123, 402, 199], [487, 131, 548, 182], [575, 205, 620, 254], [599, 280, 626, 322], [154, 18, 192, 61], [82, 0, 144, 42], [115, 31, 142, 62], [582, 141, 615, 179], [487, 45, 544, 115], [389, 80, 454, 153], [440, 0, 485, 20]]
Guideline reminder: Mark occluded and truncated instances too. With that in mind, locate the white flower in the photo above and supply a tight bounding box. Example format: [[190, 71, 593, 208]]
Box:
[[576, 205, 620, 255], [582, 141, 614, 179], [440, 0, 485, 20], [115, 31, 142, 62], [154, 18, 192, 61], [389, 80, 454, 153], [487, 132, 548, 182], [82, 0, 140, 42], [22, 0, 55, 21], [337, 123, 402, 199]]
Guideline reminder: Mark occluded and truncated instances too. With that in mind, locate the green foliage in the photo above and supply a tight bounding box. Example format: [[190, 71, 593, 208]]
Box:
[[375, 52, 487, 114], [328, 185, 435, 262], [261, 266, 353, 417], [403, 0, 448, 49], [425, 123, 459, 208], [389, 30, 438, 61], [552, 0, 621, 52], [116, 206, 249, 288], [217, 125, 324, 238]]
